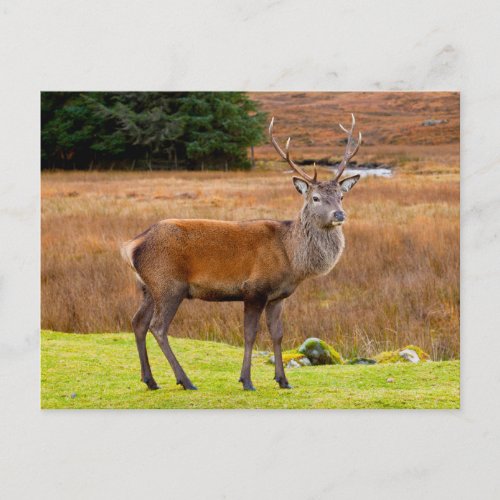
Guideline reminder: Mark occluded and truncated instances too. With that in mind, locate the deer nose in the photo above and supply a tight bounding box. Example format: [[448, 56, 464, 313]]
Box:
[[333, 210, 345, 222]]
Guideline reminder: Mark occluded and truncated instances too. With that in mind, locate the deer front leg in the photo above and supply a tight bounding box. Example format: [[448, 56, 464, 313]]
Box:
[[266, 299, 292, 389], [239, 299, 266, 391]]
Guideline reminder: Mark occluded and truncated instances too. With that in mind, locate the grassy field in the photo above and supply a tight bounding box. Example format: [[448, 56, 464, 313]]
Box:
[[41, 331, 460, 409], [41, 167, 459, 359]]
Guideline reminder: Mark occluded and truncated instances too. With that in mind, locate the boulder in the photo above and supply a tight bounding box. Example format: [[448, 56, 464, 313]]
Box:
[[297, 338, 343, 365], [268, 350, 306, 366], [374, 345, 430, 364], [422, 119, 448, 126], [399, 349, 420, 363], [298, 357, 311, 367], [252, 351, 270, 358], [347, 357, 376, 365]]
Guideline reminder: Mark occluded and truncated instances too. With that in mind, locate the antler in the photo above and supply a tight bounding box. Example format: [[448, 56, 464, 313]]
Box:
[[269, 117, 317, 184], [333, 113, 362, 181]]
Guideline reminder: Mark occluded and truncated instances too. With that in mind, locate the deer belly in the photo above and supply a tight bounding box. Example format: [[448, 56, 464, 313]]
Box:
[[187, 281, 245, 302], [187, 277, 296, 303]]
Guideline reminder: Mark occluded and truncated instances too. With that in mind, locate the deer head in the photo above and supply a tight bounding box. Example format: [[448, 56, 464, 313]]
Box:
[[269, 114, 362, 228]]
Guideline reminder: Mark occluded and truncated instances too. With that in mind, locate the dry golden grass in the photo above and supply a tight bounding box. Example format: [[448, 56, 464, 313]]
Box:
[[250, 91, 459, 160], [41, 158, 459, 360]]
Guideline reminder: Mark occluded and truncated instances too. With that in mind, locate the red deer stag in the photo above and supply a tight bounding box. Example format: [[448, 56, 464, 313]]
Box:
[[121, 115, 362, 391]]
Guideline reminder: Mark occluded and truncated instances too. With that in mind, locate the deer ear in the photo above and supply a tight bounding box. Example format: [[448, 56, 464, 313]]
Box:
[[340, 175, 360, 193], [292, 177, 310, 195]]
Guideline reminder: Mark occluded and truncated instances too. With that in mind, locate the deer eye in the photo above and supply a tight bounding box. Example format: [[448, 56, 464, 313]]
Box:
[[312, 195, 320, 202]]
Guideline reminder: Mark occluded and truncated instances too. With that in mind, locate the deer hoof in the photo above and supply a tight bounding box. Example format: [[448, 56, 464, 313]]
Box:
[[239, 378, 256, 391], [275, 377, 292, 389], [178, 380, 198, 390], [144, 378, 159, 390]]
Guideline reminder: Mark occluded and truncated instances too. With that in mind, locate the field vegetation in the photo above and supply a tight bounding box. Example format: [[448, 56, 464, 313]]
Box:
[[251, 91, 459, 160], [42, 161, 459, 360], [41, 331, 460, 409]]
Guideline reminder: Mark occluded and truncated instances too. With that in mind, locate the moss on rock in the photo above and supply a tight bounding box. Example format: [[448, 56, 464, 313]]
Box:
[[282, 350, 306, 364], [268, 350, 305, 365], [297, 337, 343, 365], [374, 345, 431, 364], [374, 350, 402, 364], [347, 357, 377, 365], [404, 345, 430, 361], [268, 339, 343, 366]]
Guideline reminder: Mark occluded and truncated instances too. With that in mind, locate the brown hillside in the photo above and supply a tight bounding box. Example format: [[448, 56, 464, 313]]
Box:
[[250, 92, 459, 162]]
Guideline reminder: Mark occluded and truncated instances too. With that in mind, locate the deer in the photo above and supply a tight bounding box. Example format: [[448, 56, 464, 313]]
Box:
[[121, 114, 362, 391]]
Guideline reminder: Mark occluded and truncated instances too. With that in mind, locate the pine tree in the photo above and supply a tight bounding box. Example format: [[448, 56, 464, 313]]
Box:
[[41, 92, 268, 170]]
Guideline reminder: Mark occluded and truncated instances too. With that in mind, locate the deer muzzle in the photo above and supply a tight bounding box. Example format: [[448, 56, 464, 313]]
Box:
[[332, 210, 345, 224]]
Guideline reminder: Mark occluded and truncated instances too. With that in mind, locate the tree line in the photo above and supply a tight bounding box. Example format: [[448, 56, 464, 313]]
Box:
[[41, 92, 268, 170]]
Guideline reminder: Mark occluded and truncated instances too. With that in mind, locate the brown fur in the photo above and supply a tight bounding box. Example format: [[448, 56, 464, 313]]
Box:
[[126, 219, 297, 303]]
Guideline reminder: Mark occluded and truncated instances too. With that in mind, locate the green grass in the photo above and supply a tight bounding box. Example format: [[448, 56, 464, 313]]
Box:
[[41, 331, 460, 409]]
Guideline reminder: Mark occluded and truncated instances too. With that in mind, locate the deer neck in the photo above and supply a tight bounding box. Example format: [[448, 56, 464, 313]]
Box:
[[286, 212, 345, 279]]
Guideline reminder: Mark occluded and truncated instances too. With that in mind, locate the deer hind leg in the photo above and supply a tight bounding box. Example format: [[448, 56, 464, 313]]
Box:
[[266, 299, 292, 389], [149, 284, 197, 390], [132, 287, 157, 390], [239, 299, 266, 391]]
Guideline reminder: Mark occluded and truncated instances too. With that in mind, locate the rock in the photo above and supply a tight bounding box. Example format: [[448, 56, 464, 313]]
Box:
[[269, 351, 307, 366], [403, 345, 430, 361], [347, 357, 376, 365], [253, 351, 270, 358], [176, 192, 197, 199], [282, 351, 306, 365], [386, 377, 395, 383], [70, 392, 77, 399], [297, 337, 342, 365], [286, 359, 301, 369], [422, 119, 448, 126], [298, 357, 311, 366], [375, 345, 430, 363], [399, 349, 420, 363]]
